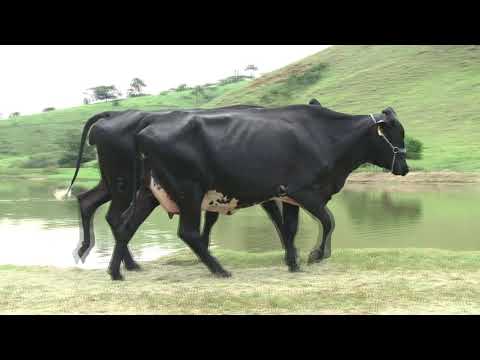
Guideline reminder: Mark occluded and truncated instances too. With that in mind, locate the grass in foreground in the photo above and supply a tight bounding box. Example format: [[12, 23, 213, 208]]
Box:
[[1, 248, 480, 314]]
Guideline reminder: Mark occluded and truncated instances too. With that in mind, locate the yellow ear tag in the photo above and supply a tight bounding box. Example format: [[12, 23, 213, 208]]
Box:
[[377, 125, 384, 137]]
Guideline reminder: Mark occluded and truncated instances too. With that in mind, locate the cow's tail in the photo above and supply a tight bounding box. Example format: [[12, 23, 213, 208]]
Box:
[[55, 112, 113, 201]]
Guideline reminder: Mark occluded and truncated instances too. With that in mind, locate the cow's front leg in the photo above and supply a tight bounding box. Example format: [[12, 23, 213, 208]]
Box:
[[176, 182, 231, 278], [289, 191, 334, 264], [282, 203, 301, 271]]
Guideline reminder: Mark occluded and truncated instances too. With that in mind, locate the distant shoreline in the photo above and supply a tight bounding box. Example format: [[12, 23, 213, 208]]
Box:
[[1, 170, 480, 185], [348, 171, 480, 184]]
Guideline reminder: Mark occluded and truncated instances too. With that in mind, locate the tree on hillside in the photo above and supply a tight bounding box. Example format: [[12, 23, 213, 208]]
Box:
[[88, 85, 122, 102], [127, 78, 147, 97], [193, 85, 206, 105], [9, 112, 20, 118], [43, 107, 55, 112], [176, 84, 188, 92], [82, 90, 95, 104], [245, 64, 258, 78]]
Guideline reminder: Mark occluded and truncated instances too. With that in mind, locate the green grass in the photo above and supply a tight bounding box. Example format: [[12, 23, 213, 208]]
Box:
[[1, 248, 480, 314], [1, 45, 480, 174]]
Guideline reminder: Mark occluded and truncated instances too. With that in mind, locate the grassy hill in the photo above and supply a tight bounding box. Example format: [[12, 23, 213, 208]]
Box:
[[0, 79, 250, 171], [208, 45, 480, 172], [1, 45, 479, 177]]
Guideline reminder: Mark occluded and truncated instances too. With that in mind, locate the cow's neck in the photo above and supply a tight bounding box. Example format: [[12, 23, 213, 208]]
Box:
[[308, 108, 373, 161], [291, 110, 375, 197], [339, 135, 371, 173], [325, 134, 371, 194]]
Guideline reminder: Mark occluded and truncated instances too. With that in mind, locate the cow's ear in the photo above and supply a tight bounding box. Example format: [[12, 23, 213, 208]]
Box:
[[309, 98, 321, 106], [382, 107, 397, 121]]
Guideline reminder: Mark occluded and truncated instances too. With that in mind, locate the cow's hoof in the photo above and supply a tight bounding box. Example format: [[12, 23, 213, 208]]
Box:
[[285, 255, 300, 272], [214, 269, 232, 278], [125, 262, 142, 272], [307, 250, 324, 265], [77, 247, 86, 259], [108, 270, 124, 281], [288, 264, 302, 273]]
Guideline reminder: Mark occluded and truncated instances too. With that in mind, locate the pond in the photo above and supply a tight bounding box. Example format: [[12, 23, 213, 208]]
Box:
[[0, 179, 479, 269]]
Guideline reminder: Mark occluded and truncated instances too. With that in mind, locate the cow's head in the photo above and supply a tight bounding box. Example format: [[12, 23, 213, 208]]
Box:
[[368, 107, 409, 176]]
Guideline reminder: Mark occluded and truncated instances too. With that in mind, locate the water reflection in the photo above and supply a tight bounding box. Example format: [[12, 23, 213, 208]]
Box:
[[342, 190, 423, 225], [213, 207, 282, 252], [1, 180, 479, 268]]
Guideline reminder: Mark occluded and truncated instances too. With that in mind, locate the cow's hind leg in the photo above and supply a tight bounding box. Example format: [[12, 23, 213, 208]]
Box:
[[201, 211, 220, 248], [118, 188, 159, 271], [74, 179, 145, 270], [261, 201, 300, 272], [176, 182, 231, 278], [289, 191, 334, 265], [95, 142, 149, 279], [75, 181, 111, 262], [105, 201, 129, 280], [307, 206, 334, 264], [106, 199, 144, 280]]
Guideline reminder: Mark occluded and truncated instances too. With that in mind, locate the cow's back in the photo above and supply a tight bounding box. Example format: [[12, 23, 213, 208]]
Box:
[[137, 107, 326, 200]]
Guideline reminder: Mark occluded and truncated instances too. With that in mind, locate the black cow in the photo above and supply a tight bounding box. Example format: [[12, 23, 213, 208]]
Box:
[[115, 104, 409, 280], [66, 101, 322, 278]]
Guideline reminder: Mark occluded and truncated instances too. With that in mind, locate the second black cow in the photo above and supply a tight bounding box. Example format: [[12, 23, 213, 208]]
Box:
[[113, 103, 409, 280]]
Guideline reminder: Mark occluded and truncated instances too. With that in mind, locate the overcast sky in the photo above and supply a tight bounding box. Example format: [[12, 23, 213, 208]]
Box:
[[0, 45, 330, 118]]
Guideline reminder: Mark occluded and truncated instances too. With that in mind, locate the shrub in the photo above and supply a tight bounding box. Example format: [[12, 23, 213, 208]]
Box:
[[83, 159, 99, 168], [286, 63, 328, 88], [20, 154, 58, 168], [0, 140, 17, 155], [219, 75, 250, 86], [405, 136, 424, 160], [57, 129, 97, 167]]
